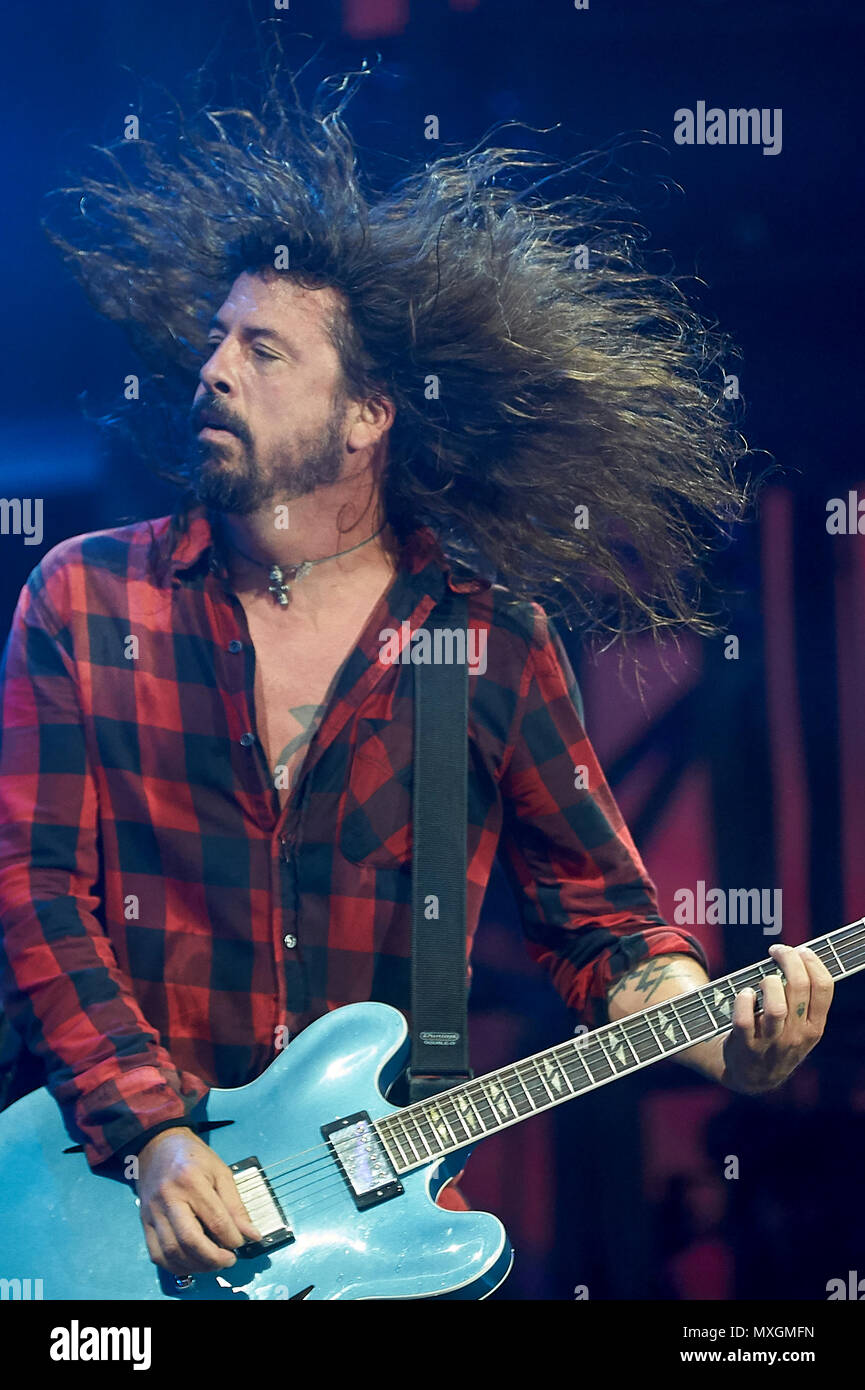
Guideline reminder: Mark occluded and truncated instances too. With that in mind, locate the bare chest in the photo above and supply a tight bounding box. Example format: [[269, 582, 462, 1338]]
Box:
[[237, 579, 391, 811]]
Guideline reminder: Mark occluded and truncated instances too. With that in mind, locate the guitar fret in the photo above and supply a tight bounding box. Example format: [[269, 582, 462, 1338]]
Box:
[[584, 1037, 615, 1082], [634, 1015, 662, 1063], [472, 1082, 500, 1130], [563, 1042, 593, 1089], [370, 924, 865, 1172], [400, 1113, 435, 1160], [454, 1087, 486, 1137], [842, 928, 864, 965], [535, 1059, 563, 1104], [404, 1116, 432, 1163], [668, 999, 692, 1043], [506, 1067, 535, 1115], [377, 1126, 405, 1171], [498, 1069, 531, 1117], [821, 942, 841, 976], [481, 1076, 517, 1124], [704, 980, 735, 1030], [679, 991, 716, 1039], [651, 1002, 688, 1050], [527, 1058, 554, 1105], [413, 1109, 446, 1156], [603, 1024, 639, 1071], [513, 1066, 537, 1110], [390, 1114, 422, 1165], [426, 1100, 460, 1149], [546, 1052, 577, 1095], [540, 1054, 575, 1104], [447, 1096, 473, 1137], [838, 921, 865, 968], [620, 1022, 643, 1064], [438, 1095, 472, 1145], [642, 1010, 666, 1057]]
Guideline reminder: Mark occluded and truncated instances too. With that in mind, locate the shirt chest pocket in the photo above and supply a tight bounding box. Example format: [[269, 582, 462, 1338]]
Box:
[[339, 716, 414, 869]]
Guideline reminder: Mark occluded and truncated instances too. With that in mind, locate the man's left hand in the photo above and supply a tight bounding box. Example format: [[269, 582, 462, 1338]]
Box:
[[721, 942, 834, 1094]]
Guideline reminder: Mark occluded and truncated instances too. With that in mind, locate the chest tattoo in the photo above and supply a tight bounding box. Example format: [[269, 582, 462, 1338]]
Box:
[[273, 704, 323, 781]]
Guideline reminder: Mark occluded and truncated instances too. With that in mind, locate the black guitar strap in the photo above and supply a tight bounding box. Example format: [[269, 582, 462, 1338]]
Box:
[[407, 590, 474, 1104]]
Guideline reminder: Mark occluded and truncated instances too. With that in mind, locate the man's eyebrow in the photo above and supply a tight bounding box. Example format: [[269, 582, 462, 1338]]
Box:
[[207, 316, 294, 351]]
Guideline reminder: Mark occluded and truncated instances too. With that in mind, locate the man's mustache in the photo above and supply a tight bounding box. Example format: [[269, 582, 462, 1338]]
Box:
[[191, 400, 249, 441]]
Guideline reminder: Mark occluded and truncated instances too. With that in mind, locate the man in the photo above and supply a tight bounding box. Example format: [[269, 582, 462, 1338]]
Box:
[[0, 89, 833, 1281]]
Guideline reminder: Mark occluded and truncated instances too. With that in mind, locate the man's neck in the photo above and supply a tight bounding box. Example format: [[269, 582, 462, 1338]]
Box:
[[212, 503, 400, 604]]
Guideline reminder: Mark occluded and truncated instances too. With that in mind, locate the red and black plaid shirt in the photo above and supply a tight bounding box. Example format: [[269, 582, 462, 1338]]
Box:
[[0, 506, 707, 1167]]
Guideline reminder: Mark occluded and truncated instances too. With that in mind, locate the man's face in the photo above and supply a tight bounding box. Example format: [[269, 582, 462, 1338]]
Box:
[[189, 272, 352, 514]]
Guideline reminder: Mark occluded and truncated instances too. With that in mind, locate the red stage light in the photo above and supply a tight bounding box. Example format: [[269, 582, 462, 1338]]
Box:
[[342, 0, 410, 39], [342, 0, 480, 38]]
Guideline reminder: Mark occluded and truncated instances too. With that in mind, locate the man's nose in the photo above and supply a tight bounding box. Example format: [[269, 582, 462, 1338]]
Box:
[[199, 342, 236, 394]]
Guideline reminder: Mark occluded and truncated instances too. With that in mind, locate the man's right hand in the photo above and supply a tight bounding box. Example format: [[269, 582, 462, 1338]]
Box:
[[135, 1127, 263, 1275]]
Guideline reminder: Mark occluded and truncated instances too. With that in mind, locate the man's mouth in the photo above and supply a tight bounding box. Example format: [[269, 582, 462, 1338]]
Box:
[[195, 407, 238, 436]]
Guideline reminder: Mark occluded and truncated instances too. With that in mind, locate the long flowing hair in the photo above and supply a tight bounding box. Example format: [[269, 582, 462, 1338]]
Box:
[[44, 62, 752, 635]]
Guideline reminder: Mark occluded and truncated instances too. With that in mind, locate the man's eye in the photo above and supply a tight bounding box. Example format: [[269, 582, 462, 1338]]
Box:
[[253, 347, 276, 360]]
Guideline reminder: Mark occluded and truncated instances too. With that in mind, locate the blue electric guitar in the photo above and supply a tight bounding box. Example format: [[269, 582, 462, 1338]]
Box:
[[0, 920, 862, 1300]]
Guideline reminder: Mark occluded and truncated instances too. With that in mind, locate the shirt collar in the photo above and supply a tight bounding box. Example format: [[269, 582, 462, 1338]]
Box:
[[167, 504, 490, 596]]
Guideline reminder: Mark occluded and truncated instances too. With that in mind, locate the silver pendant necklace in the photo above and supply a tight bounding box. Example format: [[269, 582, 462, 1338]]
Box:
[[266, 559, 312, 606], [217, 522, 387, 607]]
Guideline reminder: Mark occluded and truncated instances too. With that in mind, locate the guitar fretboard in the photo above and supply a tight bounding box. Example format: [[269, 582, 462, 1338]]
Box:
[[374, 918, 865, 1175]]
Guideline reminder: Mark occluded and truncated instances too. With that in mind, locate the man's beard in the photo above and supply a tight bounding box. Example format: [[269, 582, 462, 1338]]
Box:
[[188, 403, 345, 515]]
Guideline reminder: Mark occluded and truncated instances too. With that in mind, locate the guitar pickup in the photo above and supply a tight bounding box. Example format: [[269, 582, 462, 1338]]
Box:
[[229, 1156, 294, 1257], [322, 1112, 404, 1210]]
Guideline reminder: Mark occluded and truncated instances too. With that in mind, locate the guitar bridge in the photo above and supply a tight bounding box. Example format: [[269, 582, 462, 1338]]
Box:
[[322, 1112, 404, 1210], [229, 1156, 294, 1257]]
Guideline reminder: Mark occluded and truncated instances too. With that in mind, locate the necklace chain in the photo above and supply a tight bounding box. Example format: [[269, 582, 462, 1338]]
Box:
[[215, 520, 387, 607]]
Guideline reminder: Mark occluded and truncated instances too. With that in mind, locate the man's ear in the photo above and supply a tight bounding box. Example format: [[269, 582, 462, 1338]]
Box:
[[346, 392, 395, 452]]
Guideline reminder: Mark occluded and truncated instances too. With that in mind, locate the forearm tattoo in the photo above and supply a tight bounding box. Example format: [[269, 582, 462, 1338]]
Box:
[[607, 957, 698, 1008]]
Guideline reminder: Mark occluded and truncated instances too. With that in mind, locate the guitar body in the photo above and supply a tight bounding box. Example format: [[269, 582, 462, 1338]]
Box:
[[4, 922, 857, 1300], [0, 1003, 513, 1300]]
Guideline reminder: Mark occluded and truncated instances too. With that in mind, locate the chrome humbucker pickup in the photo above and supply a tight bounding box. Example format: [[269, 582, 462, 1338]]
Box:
[[322, 1112, 404, 1210], [229, 1155, 294, 1257]]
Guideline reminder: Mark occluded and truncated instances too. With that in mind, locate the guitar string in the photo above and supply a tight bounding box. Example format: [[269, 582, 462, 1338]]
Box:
[[236, 936, 865, 1226], [284, 934, 855, 1146], [235, 931, 865, 1201], [229, 931, 865, 1209]]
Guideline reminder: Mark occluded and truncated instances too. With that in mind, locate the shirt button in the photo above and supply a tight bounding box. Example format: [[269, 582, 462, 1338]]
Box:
[[240, 731, 255, 747], [228, 639, 242, 653], [283, 934, 297, 950]]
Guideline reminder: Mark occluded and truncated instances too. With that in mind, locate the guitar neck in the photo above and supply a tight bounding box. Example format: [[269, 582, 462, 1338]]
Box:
[[375, 918, 865, 1175]]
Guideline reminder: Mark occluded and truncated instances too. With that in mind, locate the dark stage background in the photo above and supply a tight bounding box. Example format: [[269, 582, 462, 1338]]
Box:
[[2, 0, 864, 1300]]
